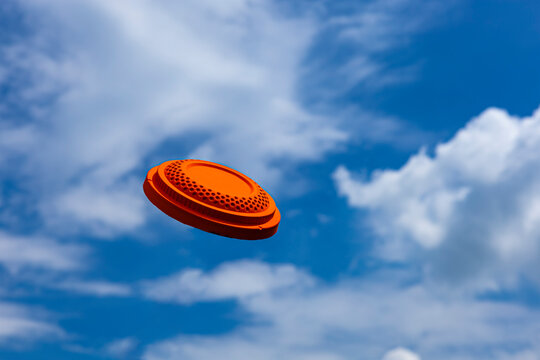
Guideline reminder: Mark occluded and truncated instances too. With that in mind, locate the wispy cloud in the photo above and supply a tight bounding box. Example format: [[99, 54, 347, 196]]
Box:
[[0, 231, 88, 273], [52, 279, 132, 297], [0, 301, 63, 345], [301, 0, 454, 100], [382, 348, 421, 360], [0, 231, 133, 299], [141, 260, 313, 304], [103, 337, 138, 358], [142, 260, 540, 360], [64, 336, 138, 359]]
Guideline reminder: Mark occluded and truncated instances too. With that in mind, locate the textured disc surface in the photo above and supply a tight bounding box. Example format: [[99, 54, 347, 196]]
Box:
[[143, 159, 280, 240]]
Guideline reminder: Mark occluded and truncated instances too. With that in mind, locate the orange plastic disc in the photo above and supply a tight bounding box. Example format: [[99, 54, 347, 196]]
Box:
[[143, 159, 280, 240]]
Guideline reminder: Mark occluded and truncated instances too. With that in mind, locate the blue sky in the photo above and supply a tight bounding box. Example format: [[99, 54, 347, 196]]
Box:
[[1, 0, 540, 359]]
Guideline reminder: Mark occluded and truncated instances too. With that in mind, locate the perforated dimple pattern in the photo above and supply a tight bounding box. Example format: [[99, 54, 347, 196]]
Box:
[[164, 160, 270, 213]]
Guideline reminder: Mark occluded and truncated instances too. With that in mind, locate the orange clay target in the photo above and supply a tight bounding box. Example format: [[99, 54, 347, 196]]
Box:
[[143, 159, 280, 240]]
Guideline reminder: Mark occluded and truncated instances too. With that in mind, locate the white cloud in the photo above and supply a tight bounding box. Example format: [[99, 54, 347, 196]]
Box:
[[0, 124, 37, 165], [64, 336, 138, 358], [53, 279, 132, 297], [335, 0, 448, 50], [0, 231, 135, 299], [141, 260, 314, 304], [334, 106, 540, 290], [0, 231, 88, 273], [103, 337, 138, 358], [49, 180, 145, 236], [304, 0, 453, 100], [142, 260, 540, 360], [0, 302, 63, 344], [382, 348, 421, 360]]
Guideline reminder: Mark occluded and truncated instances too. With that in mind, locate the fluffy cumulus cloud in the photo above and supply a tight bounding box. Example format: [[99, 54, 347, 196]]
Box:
[[334, 107, 540, 290], [142, 260, 540, 360]]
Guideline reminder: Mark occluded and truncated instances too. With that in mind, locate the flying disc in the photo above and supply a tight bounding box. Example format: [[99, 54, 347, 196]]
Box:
[[143, 159, 280, 240]]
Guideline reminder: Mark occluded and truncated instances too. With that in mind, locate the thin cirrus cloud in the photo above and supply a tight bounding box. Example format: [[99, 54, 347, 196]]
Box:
[[0, 232, 136, 306], [334, 106, 540, 290], [0, 0, 447, 238], [0, 302, 63, 345], [141, 259, 540, 360], [0, 231, 88, 273], [63, 336, 138, 359], [52, 279, 132, 297], [103, 337, 138, 359], [301, 0, 452, 103], [0, 231, 131, 300]]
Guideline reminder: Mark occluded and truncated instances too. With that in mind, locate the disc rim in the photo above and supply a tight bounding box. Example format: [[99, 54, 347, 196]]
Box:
[[143, 161, 280, 240]]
